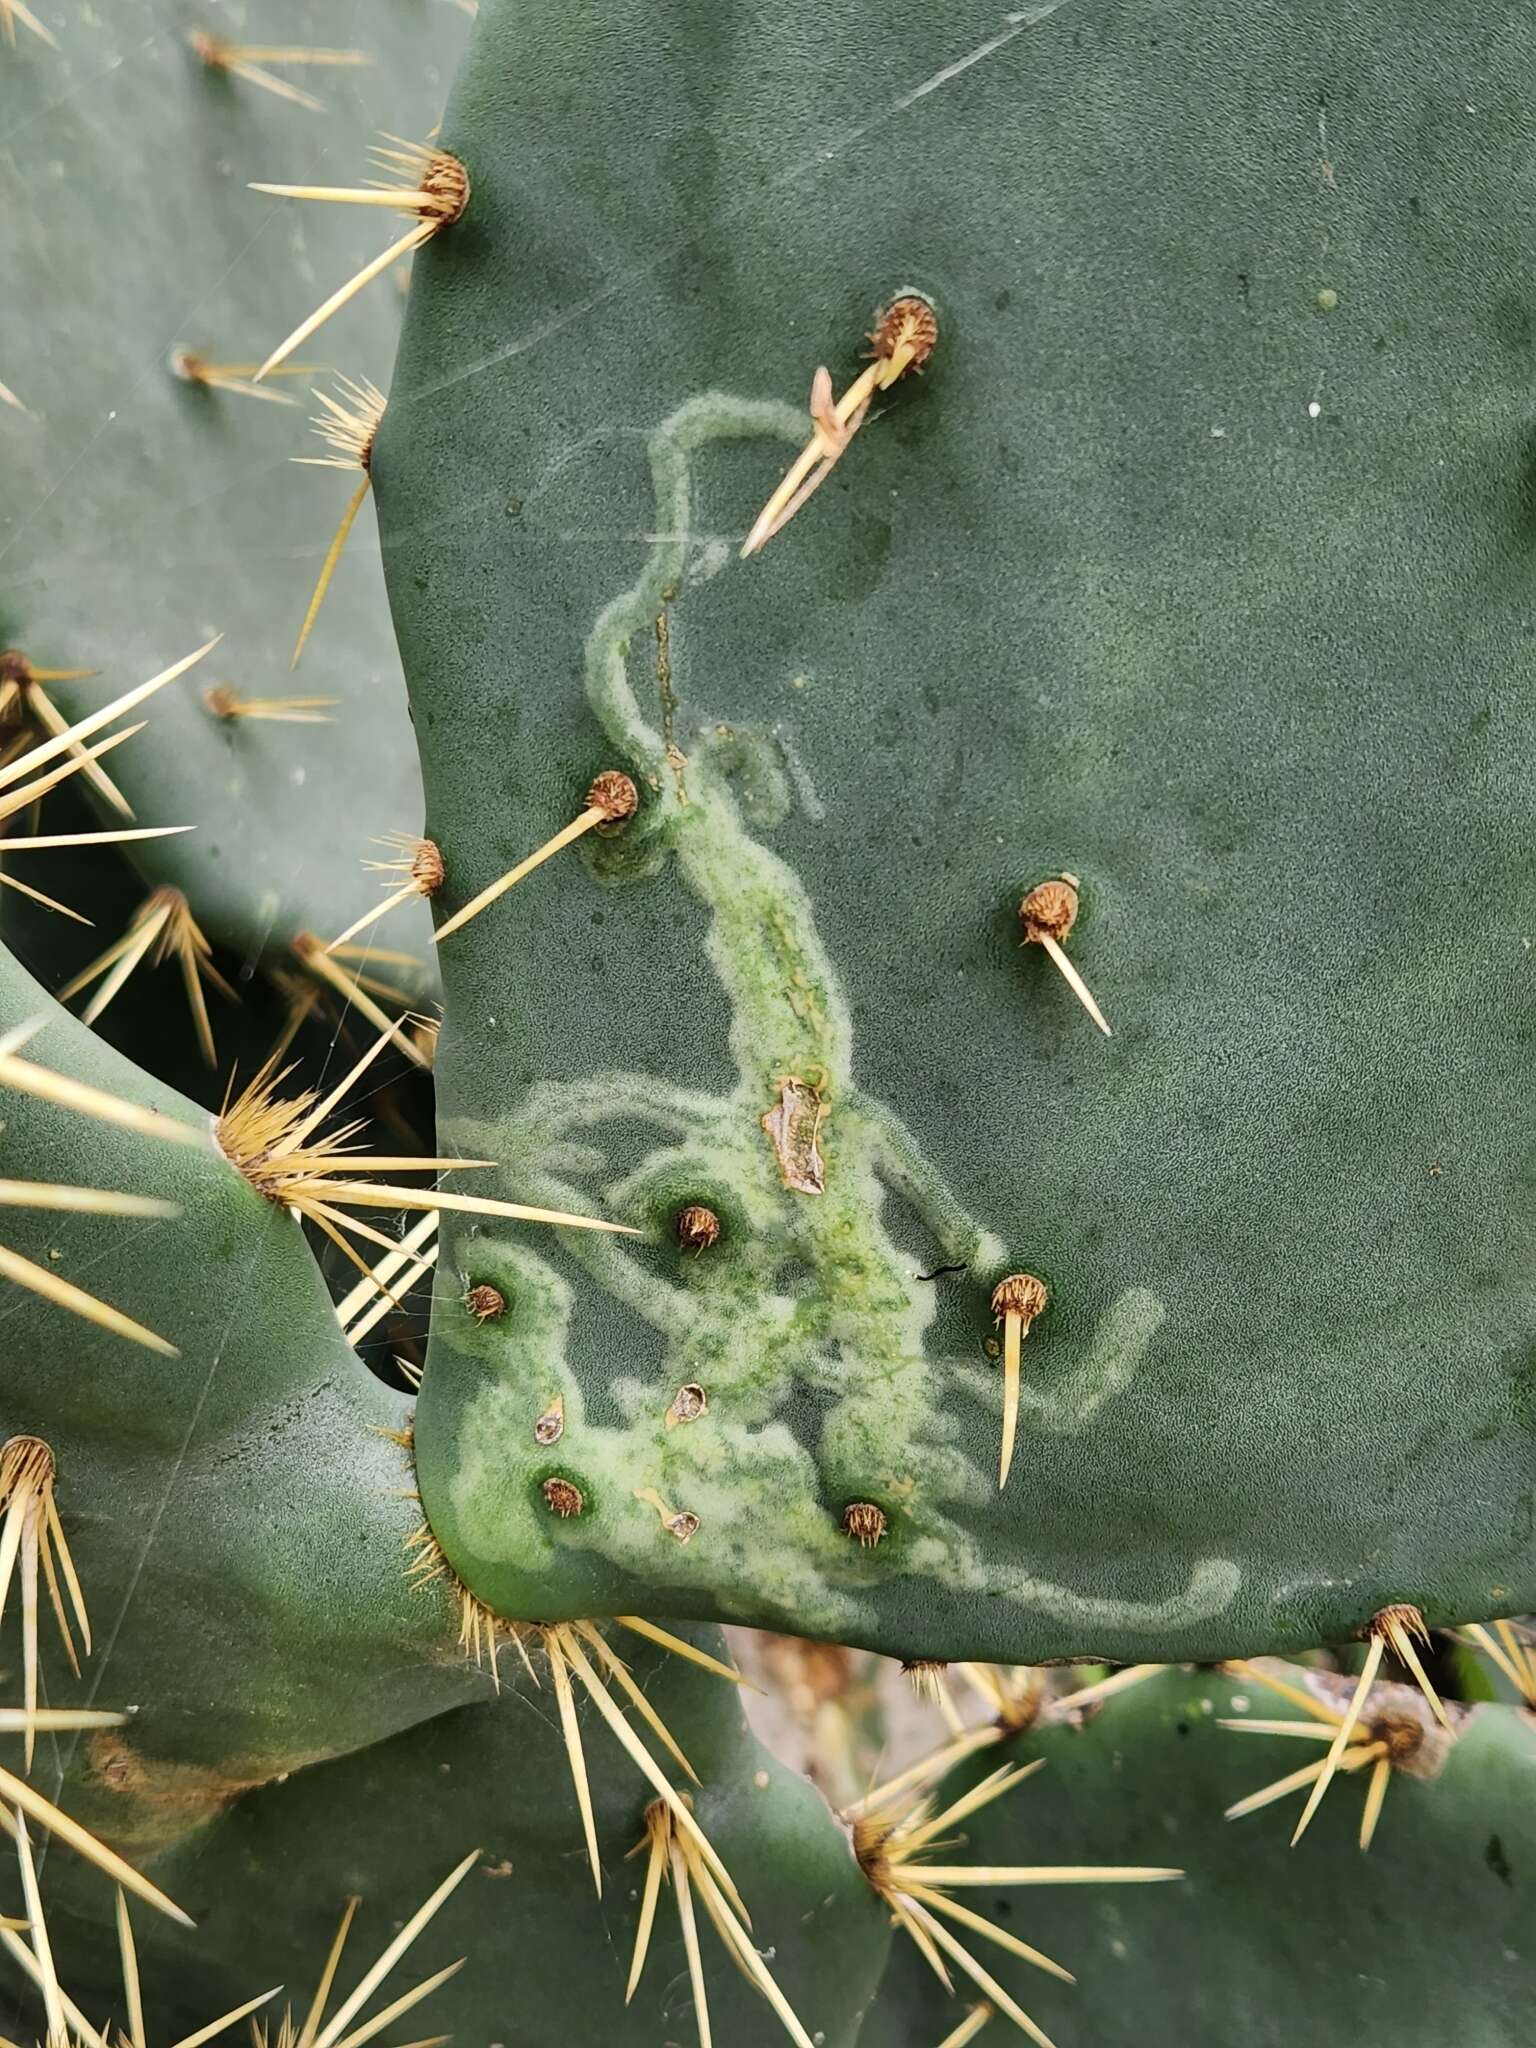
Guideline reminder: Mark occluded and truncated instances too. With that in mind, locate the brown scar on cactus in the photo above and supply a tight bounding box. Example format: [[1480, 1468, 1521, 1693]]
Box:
[[842, 1501, 887, 1548], [432, 770, 639, 942], [187, 29, 371, 115], [674, 1202, 720, 1253], [625, 1796, 818, 2048], [325, 834, 444, 951], [57, 887, 236, 1066], [204, 683, 339, 723], [848, 1739, 1180, 2042], [250, 138, 470, 379], [534, 1396, 565, 1445], [1224, 1627, 1454, 1851], [463, 1280, 506, 1322], [1019, 875, 1111, 1038], [741, 292, 939, 556], [541, 1476, 585, 1518], [666, 1382, 708, 1428], [990, 1273, 1048, 1488], [761, 1073, 828, 1194], [289, 375, 387, 668], [635, 1485, 700, 1543]]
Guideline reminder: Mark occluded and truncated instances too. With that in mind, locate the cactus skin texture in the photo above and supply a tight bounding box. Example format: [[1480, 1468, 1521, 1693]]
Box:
[[41, 1632, 891, 2048], [874, 1666, 1536, 2044], [0, 946, 479, 1860], [377, 0, 1536, 1664], [0, 0, 462, 968]]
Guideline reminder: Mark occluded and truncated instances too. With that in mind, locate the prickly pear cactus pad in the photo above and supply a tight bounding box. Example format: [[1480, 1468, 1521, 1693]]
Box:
[[0, 944, 478, 1859], [378, 0, 1536, 1665], [0, 0, 467, 963], [45, 1632, 891, 2048], [873, 1666, 1536, 2045]]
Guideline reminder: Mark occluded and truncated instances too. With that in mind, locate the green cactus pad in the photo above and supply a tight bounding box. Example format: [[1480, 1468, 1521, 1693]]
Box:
[[0, 942, 476, 1858], [42, 1627, 890, 2048], [0, 0, 463, 968], [375, 0, 1536, 1665], [874, 1664, 1536, 2045]]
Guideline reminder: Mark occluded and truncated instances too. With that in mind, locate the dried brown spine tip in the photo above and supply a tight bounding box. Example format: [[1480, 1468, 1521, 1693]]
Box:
[[541, 1476, 585, 1518], [587, 769, 639, 824], [411, 838, 446, 894], [464, 1283, 506, 1323], [870, 294, 939, 370], [841, 1501, 888, 1549], [991, 1272, 1049, 1326], [1019, 876, 1079, 944], [675, 1203, 720, 1253]]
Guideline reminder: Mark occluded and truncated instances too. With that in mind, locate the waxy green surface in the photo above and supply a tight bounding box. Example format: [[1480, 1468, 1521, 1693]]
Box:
[[380, 0, 1536, 1664], [0, 0, 460, 967], [40, 1626, 890, 2048], [0, 944, 477, 1858], [876, 1665, 1536, 2045]]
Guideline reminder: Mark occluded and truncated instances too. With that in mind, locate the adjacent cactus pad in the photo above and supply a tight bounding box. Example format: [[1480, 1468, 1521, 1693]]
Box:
[[0, 0, 464, 966], [872, 1664, 1536, 2045], [378, 0, 1536, 1663]]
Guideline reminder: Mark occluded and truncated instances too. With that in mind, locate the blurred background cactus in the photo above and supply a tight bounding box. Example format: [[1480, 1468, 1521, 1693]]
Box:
[[3, 0, 1534, 2042]]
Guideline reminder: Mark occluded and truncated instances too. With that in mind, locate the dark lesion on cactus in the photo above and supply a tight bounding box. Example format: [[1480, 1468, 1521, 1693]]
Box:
[[841, 1501, 888, 1549], [674, 1203, 720, 1253], [540, 1475, 586, 1518], [464, 1281, 506, 1322]]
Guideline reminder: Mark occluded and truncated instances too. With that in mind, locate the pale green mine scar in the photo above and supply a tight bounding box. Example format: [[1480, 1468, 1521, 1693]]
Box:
[[446, 394, 1240, 1640]]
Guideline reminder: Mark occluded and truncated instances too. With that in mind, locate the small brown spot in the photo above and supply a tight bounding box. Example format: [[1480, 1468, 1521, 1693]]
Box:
[[586, 770, 639, 824], [203, 683, 239, 718], [870, 294, 939, 369], [465, 1283, 506, 1323], [0, 650, 33, 688], [534, 1397, 565, 1447], [422, 149, 471, 226], [664, 1509, 701, 1544], [541, 1476, 584, 1518], [667, 1382, 708, 1427], [761, 1076, 828, 1195], [411, 838, 446, 895], [1019, 875, 1079, 945], [675, 1204, 720, 1253], [991, 1272, 1049, 1333], [841, 1501, 887, 1549]]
